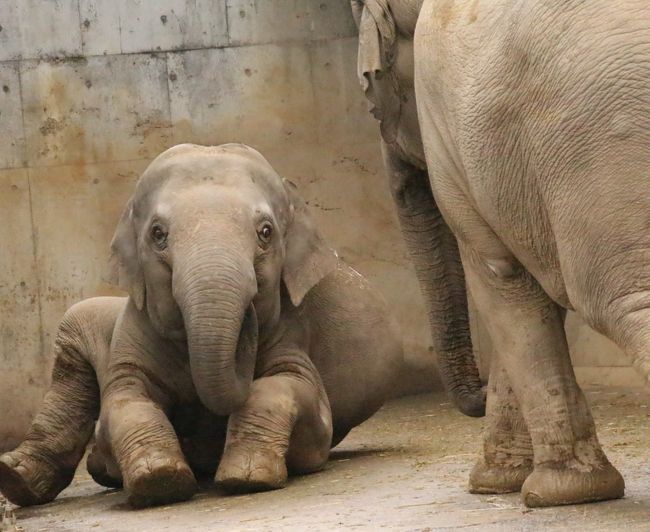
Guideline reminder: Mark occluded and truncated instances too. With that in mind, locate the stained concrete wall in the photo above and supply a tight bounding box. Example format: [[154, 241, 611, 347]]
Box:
[[0, 0, 641, 451]]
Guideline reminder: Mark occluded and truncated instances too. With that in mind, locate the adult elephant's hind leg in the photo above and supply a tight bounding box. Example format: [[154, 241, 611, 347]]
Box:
[[382, 141, 484, 417], [469, 353, 533, 494], [461, 246, 624, 507], [0, 318, 99, 506], [217, 354, 332, 493]]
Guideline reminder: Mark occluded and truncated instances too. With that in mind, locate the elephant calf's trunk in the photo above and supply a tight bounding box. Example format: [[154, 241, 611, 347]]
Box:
[[176, 254, 258, 415]]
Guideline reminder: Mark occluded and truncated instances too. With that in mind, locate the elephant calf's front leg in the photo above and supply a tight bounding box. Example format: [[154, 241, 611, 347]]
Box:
[[217, 355, 333, 493], [101, 372, 197, 507]]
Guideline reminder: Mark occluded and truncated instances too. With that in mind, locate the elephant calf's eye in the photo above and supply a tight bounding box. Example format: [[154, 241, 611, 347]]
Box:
[[257, 222, 273, 245], [151, 224, 168, 248]]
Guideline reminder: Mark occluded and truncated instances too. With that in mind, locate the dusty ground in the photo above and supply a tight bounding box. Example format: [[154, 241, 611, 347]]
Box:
[[9, 388, 650, 531]]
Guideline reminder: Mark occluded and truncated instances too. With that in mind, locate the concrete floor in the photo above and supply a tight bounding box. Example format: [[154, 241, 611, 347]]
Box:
[[8, 388, 650, 531]]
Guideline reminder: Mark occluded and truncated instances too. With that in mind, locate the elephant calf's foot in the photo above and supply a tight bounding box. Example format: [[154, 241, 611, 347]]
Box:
[[124, 450, 197, 508], [216, 446, 288, 493], [521, 462, 624, 507], [0, 449, 74, 507], [86, 445, 123, 489]]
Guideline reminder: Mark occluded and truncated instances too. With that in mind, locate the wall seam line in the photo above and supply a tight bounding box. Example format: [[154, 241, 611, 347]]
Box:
[[17, 61, 45, 357], [163, 51, 174, 145], [25, 170, 45, 363], [0, 35, 358, 65], [75, 0, 84, 56], [224, 0, 231, 46], [14, 56, 44, 359]]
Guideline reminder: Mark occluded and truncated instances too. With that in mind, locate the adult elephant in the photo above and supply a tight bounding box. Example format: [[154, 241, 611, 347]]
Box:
[[352, 0, 486, 418], [390, 0, 650, 508], [0, 144, 402, 508]]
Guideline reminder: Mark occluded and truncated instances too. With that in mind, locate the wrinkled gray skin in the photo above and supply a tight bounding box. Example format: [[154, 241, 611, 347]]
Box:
[[0, 144, 402, 508], [359, 0, 650, 508], [352, 0, 485, 418]]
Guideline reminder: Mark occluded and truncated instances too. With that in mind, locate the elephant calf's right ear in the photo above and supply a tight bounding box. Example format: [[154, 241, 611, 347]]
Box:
[[104, 200, 146, 310]]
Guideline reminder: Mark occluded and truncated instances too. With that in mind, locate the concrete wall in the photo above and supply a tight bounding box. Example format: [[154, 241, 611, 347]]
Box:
[[0, 0, 641, 450], [0, 0, 433, 451]]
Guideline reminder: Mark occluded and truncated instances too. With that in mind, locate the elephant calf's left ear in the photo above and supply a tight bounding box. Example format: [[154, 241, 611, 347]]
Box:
[[104, 199, 146, 311], [282, 179, 339, 307]]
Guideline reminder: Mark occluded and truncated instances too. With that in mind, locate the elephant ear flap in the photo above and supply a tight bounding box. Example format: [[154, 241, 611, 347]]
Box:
[[282, 179, 339, 307], [105, 199, 146, 310]]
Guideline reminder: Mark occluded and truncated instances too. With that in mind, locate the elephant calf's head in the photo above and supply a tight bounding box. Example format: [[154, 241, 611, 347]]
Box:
[[106, 143, 338, 415]]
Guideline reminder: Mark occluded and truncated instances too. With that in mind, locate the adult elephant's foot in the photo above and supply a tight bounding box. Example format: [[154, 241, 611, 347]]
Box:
[[521, 462, 624, 507], [468, 457, 532, 494], [86, 444, 123, 489], [0, 449, 73, 506], [124, 450, 197, 508], [216, 446, 288, 493]]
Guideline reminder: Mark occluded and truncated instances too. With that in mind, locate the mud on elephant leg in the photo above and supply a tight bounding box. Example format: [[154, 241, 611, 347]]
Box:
[[217, 363, 332, 493], [469, 353, 533, 494], [382, 141, 484, 417], [0, 329, 99, 506], [461, 246, 624, 507], [100, 377, 197, 508]]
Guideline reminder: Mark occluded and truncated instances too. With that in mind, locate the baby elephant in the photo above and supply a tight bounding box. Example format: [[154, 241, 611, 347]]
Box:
[[0, 143, 402, 508]]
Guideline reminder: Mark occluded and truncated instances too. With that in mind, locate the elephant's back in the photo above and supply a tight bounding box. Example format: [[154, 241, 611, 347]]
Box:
[[419, 0, 650, 189], [416, 0, 650, 312], [301, 263, 403, 435]]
